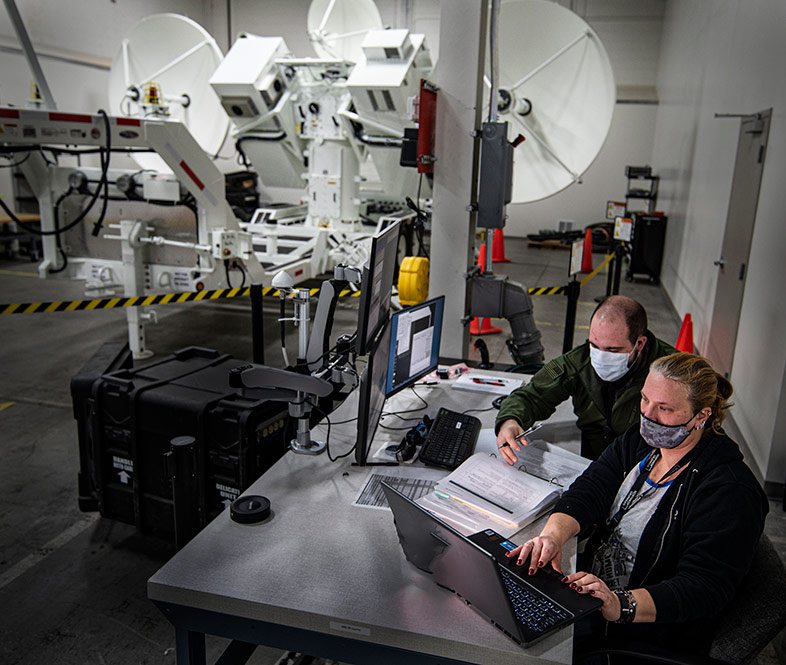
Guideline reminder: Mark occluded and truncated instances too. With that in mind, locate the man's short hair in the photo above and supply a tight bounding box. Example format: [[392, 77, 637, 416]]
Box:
[[591, 296, 647, 345]]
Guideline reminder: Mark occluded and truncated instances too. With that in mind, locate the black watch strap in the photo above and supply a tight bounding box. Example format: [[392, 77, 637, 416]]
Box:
[[613, 589, 637, 624]]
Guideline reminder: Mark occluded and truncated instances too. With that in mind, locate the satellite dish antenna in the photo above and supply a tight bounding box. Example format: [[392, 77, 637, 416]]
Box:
[[307, 0, 383, 63], [490, 0, 615, 203], [107, 13, 230, 172]]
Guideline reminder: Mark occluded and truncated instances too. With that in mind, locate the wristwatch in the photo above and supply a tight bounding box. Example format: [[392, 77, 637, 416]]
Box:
[[613, 589, 637, 624]]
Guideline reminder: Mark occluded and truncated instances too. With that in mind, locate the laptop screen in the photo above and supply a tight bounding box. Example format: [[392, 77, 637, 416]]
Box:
[[381, 481, 521, 639]]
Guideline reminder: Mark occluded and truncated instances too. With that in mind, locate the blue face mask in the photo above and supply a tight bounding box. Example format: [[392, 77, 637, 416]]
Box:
[[639, 412, 700, 449]]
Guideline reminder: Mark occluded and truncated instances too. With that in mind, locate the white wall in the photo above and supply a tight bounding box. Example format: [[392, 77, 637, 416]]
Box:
[[652, 0, 786, 487]]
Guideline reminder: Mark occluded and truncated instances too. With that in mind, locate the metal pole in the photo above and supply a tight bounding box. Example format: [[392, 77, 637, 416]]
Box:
[[250, 283, 265, 364], [612, 244, 623, 295], [562, 279, 581, 354], [167, 435, 200, 550], [2, 0, 57, 110], [605, 249, 614, 297]]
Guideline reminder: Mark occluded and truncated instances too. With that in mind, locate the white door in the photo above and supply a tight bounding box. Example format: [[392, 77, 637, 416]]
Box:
[[705, 109, 771, 378]]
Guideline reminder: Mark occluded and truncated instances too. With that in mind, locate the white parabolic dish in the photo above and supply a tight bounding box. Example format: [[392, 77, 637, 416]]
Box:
[[307, 0, 383, 63], [493, 0, 616, 203], [107, 13, 229, 173]]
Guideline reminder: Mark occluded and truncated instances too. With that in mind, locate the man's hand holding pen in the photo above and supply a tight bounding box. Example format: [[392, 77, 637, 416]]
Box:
[[495, 421, 543, 465]]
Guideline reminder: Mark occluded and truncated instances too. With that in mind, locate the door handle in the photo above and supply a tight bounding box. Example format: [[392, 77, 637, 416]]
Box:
[[713, 258, 726, 267]]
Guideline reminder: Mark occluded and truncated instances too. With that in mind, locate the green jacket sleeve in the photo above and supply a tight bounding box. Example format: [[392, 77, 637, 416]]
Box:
[[495, 357, 576, 433]]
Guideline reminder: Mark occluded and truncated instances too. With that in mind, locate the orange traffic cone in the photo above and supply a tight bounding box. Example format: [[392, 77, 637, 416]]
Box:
[[581, 227, 594, 273], [470, 243, 502, 334], [471, 317, 503, 335], [477, 243, 487, 273], [492, 229, 510, 263], [675, 313, 694, 353]]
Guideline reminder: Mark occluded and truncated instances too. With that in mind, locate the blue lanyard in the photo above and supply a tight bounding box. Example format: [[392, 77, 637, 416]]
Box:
[[606, 446, 699, 533]]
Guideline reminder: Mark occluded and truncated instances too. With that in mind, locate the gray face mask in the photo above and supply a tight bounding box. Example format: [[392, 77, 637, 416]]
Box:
[[639, 412, 699, 449]]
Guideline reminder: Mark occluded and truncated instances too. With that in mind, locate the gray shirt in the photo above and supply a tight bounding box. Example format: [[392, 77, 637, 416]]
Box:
[[591, 458, 673, 590]]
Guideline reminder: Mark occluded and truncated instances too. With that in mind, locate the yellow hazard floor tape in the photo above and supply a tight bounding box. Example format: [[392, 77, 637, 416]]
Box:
[[0, 285, 363, 315], [579, 252, 616, 288], [1, 253, 615, 314]]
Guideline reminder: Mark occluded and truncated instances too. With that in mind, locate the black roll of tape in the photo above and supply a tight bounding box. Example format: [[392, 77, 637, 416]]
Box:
[[230, 495, 271, 524]]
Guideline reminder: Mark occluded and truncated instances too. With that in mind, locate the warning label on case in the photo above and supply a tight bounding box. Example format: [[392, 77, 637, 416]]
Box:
[[112, 456, 134, 472], [216, 483, 240, 500]]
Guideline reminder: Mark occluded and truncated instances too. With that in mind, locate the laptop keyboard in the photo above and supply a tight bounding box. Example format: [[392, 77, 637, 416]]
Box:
[[418, 408, 481, 470], [499, 568, 571, 634]]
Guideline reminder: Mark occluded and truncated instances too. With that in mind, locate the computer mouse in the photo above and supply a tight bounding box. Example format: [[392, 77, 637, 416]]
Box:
[[492, 395, 505, 409]]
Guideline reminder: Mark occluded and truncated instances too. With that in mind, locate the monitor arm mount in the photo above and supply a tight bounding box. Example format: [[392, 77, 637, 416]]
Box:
[[306, 265, 362, 374], [230, 364, 334, 455], [254, 265, 361, 455]]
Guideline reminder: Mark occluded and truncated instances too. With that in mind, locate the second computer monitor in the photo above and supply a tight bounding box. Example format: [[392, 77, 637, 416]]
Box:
[[385, 296, 445, 397], [355, 318, 392, 466], [355, 220, 401, 356]]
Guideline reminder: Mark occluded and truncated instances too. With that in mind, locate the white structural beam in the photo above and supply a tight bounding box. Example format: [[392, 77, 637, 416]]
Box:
[[429, 0, 488, 358]]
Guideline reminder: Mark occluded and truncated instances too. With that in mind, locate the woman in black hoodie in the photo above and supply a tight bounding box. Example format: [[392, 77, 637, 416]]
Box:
[[505, 352, 769, 658]]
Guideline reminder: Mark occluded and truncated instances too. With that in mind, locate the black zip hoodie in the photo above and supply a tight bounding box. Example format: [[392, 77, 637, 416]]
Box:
[[553, 425, 769, 653]]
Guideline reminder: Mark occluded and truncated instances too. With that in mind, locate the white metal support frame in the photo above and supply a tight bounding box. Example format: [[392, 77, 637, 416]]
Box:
[[0, 106, 270, 358], [118, 220, 156, 359], [0, 106, 266, 282]]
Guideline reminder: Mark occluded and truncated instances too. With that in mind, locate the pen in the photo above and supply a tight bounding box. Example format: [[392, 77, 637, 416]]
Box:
[[499, 422, 544, 449], [514, 422, 543, 441], [472, 378, 505, 386]]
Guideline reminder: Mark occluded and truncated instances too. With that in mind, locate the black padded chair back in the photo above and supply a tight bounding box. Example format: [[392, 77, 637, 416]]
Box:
[[575, 534, 786, 665], [709, 533, 786, 664]]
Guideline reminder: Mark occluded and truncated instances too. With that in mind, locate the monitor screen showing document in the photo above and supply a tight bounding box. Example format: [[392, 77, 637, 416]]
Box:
[[385, 296, 444, 396]]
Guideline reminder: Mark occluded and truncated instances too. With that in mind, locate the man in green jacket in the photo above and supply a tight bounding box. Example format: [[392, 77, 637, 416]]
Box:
[[495, 295, 677, 460]]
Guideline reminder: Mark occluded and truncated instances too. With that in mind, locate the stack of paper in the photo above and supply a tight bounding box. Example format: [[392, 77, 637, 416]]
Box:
[[417, 446, 591, 537]]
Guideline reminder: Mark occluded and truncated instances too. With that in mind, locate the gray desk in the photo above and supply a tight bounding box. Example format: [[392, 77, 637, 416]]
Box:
[[148, 371, 581, 665]]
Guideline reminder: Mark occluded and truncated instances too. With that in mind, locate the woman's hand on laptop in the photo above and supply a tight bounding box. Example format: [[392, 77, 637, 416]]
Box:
[[505, 512, 581, 575]]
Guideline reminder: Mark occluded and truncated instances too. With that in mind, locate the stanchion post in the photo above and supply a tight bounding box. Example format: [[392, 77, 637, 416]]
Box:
[[562, 279, 581, 354], [605, 248, 615, 297], [612, 244, 623, 295], [250, 283, 265, 365], [167, 435, 200, 550]]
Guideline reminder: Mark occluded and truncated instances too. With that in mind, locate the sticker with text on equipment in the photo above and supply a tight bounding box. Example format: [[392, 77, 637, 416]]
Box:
[[614, 216, 633, 241], [112, 455, 133, 485]]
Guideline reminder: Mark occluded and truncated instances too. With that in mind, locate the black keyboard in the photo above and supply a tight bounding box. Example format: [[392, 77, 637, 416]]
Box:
[[499, 568, 571, 634], [418, 407, 481, 470]]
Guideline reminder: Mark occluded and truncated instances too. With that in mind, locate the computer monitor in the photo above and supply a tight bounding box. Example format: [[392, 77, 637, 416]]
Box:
[[385, 296, 444, 397], [355, 318, 392, 466], [355, 220, 401, 356]]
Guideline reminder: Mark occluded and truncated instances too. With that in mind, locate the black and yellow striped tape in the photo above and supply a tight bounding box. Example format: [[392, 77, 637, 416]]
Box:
[[2, 251, 616, 315], [528, 286, 566, 296], [1, 286, 363, 315]]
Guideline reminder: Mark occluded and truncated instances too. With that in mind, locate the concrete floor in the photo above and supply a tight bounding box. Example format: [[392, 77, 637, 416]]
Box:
[[0, 236, 783, 664]]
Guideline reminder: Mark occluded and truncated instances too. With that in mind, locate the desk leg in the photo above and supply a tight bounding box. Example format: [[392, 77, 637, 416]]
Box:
[[175, 627, 206, 665]]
